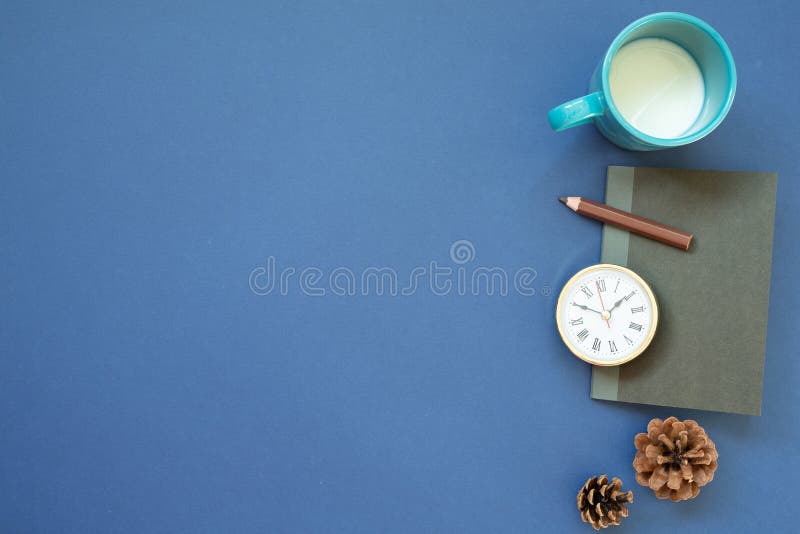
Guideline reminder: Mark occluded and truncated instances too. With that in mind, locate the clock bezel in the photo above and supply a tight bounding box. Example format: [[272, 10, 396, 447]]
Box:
[[555, 263, 659, 366]]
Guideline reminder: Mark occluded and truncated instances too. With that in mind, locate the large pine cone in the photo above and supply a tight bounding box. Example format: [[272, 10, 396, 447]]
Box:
[[576, 475, 633, 530], [633, 417, 718, 501]]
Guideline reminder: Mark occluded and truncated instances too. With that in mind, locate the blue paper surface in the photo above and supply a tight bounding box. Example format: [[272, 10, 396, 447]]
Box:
[[1, 1, 798, 532]]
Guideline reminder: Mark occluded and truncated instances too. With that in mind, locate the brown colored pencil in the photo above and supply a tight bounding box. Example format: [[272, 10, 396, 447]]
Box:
[[559, 196, 693, 251]]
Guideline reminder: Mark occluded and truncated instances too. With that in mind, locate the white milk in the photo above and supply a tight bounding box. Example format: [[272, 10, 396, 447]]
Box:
[[609, 38, 705, 139]]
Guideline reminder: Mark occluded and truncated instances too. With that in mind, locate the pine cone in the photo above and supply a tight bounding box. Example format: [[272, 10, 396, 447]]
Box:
[[576, 475, 633, 530], [633, 417, 718, 501]]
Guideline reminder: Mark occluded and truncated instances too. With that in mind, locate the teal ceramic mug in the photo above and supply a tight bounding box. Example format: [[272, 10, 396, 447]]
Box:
[[547, 12, 736, 151]]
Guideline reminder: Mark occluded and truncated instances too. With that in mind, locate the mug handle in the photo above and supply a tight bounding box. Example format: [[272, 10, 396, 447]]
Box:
[[547, 92, 605, 131]]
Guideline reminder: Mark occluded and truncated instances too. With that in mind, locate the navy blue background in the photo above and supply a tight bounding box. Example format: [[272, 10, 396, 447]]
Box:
[[2, 1, 798, 532]]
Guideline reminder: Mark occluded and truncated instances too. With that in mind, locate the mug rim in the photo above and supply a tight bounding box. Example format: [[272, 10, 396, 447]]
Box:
[[600, 12, 737, 147]]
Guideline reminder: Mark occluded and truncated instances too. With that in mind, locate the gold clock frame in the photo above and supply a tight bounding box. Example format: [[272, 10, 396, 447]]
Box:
[[555, 263, 659, 366]]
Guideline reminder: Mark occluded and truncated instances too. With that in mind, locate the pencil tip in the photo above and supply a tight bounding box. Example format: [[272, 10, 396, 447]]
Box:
[[558, 197, 566, 204]]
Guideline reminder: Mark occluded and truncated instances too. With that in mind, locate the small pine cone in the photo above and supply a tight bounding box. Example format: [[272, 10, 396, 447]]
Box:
[[632, 417, 718, 501], [576, 475, 633, 530]]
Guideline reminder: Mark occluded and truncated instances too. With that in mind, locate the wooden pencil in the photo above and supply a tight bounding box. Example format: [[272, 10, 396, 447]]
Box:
[[559, 196, 693, 251]]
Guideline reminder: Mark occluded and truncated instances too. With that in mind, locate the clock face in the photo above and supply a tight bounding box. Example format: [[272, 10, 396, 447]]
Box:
[[556, 264, 658, 366]]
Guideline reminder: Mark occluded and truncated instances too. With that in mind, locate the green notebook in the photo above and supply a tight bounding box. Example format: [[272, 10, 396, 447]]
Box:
[[591, 166, 778, 415]]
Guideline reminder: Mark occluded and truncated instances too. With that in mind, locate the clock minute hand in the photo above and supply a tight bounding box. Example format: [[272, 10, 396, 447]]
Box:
[[607, 297, 626, 314], [572, 302, 603, 315]]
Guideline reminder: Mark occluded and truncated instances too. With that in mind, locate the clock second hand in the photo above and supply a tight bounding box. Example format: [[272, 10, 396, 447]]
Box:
[[595, 281, 611, 329]]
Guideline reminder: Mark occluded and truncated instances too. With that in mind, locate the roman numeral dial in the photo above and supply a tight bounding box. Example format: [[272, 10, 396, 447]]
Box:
[[557, 265, 658, 366]]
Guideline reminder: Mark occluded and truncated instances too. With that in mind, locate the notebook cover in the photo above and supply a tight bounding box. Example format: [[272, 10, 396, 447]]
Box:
[[591, 166, 777, 415]]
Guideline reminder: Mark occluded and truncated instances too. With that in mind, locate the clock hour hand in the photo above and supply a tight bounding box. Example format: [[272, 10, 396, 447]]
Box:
[[572, 302, 603, 315]]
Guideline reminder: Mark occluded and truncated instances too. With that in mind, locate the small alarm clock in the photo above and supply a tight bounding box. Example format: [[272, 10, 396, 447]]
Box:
[[556, 264, 658, 366]]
